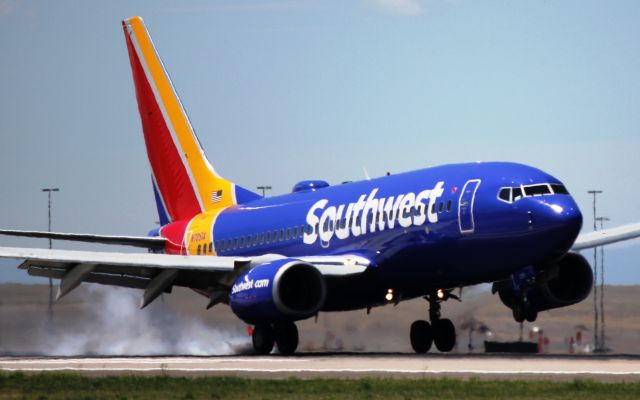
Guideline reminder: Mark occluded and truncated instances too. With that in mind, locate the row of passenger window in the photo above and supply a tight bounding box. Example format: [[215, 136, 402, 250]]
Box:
[[195, 200, 455, 255], [498, 183, 569, 204], [196, 224, 308, 255]]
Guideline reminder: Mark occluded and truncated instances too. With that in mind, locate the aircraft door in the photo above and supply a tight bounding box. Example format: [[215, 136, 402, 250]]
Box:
[[458, 179, 481, 234]]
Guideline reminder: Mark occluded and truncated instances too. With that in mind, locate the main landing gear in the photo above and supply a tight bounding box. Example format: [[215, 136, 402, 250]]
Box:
[[252, 321, 299, 356], [410, 291, 457, 353]]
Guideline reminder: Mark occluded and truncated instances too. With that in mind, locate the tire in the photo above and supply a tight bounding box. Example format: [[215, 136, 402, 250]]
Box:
[[512, 305, 526, 323], [433, 318, 456, 352], [410, 320, 433, 353], [252, 324, 275, 355], [274, 322, 299, 356]]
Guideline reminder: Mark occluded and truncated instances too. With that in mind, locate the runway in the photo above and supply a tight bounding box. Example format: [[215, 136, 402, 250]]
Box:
[[2, 354, 640, 381]]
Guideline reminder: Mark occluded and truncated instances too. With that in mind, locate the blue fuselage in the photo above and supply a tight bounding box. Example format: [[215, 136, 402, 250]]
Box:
[[209, 162, 582, 311]]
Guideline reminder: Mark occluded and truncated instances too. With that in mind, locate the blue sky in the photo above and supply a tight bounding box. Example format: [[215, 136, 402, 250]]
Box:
[[0, 0, 639, 283]]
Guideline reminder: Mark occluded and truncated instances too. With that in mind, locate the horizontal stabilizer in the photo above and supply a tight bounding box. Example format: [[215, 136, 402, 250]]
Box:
[[0, 229, 165, 250]]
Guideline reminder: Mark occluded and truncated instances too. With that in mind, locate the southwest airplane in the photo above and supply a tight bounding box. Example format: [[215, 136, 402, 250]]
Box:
[[2, 17, 640, 355]]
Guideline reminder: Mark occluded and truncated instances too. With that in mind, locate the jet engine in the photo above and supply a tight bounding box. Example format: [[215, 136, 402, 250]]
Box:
[[229, 258, 326, 324], [494, 252, 593, 314]]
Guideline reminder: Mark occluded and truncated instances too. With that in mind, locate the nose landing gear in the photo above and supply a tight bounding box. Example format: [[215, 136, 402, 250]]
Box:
[[410, 291, 458, 353]]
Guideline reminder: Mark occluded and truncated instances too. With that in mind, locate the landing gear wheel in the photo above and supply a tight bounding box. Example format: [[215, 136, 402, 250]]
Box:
[[274, 322, 299, 356], [433, 318, 456, 352], [526, 310, 538, 322], [410, 320, 433, 353], [252, 324, 275, 355], [512, 304, 526, 323]]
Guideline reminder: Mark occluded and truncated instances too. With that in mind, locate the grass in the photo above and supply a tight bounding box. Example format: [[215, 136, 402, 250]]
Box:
[[1, 372, 640, 399]]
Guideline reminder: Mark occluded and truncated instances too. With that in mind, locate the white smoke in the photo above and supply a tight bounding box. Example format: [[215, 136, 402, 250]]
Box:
[[1, 285, 250, 356]]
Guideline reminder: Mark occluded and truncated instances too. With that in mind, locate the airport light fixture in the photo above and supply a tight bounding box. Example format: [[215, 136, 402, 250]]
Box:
[[587, 189, 603, 351], [596, 216, 610, 352], [42, 187, 60, 321], [257, 185, 272, 197]]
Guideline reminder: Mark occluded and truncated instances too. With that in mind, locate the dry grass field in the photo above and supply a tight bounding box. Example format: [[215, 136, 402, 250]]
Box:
[[1, 283, 640, 355]]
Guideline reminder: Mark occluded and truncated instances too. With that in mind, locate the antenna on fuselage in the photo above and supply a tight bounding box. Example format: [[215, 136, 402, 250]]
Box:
[[363, 167, 371, 181]]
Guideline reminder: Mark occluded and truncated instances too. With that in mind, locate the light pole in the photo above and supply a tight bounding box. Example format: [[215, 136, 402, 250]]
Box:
[[587, 189, 602, 351], [257, 186, 272, 197], [596, 216, 610, 352], [42, 187, 59, 320]]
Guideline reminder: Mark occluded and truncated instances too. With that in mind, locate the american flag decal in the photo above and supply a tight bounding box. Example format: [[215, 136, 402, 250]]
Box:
[[211, 190, 223, 203]]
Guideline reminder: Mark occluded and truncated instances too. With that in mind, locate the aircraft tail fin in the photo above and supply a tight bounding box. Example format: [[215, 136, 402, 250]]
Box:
[[122, 16, 260, 223]]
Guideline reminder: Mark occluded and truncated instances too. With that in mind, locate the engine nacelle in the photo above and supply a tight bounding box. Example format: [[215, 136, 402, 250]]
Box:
[[495, 252, 593, 313], [229, 258, 326, 324]]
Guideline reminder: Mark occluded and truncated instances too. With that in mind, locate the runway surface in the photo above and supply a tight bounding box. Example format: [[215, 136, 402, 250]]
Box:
[[3, 354, 640, 381]]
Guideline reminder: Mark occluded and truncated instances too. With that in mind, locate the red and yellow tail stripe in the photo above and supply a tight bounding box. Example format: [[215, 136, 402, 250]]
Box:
[[123, 16, 236, 222]]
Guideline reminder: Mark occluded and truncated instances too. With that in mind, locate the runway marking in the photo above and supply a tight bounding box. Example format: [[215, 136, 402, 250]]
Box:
[[4, 356, 640, 379], [2, 367, 640, 376], [0, 357, 300, 365]]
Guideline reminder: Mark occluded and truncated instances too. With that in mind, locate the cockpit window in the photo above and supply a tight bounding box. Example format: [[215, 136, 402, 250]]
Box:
[[512, 187, 523, 201], [551, 184, 569, 195], [498, 182, 569, 204], [498, 188, 511, 202], [523, 184, 552, 197]]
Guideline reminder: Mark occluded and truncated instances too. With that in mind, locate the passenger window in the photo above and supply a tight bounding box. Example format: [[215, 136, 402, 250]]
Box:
[[292, 227, 298, 238], [273, 231, 278, 242], [227, 239, 232, 250], [260, 233, 265, 245], [430, 203, 436, 214], [196, 244, 201, 255], [280, 229, 284, 241], [265, 233, 270, 244], [286, 228, 291, 240], [220, 241, 225, 252], [438, 202, 444, 212], [498, 188, 511, 203], [209, 242, 213, 253], [239, 237, 244, 249]]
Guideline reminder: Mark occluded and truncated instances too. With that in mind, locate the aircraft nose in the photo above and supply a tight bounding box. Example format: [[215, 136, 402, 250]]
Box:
[[530, 196, 583, 249]]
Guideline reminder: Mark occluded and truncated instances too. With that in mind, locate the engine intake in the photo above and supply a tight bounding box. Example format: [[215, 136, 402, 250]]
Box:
[[229, 258, 326, 324], [495, 252, 593, 313]]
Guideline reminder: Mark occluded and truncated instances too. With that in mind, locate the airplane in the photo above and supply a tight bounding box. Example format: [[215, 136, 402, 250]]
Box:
[[2, 16, 640, 355]]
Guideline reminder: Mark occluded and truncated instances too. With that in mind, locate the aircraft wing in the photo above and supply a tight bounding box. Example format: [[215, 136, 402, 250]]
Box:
[[572, 222, 640, 251], [0, 247, 369, 308]]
